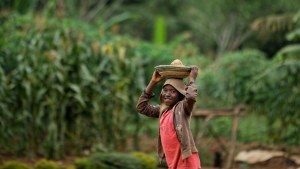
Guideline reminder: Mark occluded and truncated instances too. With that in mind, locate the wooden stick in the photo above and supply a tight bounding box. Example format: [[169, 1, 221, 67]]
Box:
[[225, 108, 240, 169]]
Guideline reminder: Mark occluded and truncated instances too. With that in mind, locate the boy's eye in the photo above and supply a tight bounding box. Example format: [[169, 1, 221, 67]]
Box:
[[162, 88, 177, 94]]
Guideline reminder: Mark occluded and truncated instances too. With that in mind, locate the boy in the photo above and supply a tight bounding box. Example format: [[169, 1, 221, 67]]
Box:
[[136, 60, 201, 169]]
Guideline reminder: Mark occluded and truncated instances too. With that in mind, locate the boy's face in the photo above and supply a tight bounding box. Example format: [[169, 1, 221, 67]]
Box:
[[162, 84, 182, 106]]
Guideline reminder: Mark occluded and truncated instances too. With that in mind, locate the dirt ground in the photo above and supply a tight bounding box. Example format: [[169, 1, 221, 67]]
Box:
[[1, 155, 300, 169], [138, 135, 300, 169], [1, 135, 299, 169]]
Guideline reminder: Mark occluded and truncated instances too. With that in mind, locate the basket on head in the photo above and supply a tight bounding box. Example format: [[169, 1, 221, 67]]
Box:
[[155, 59, 191, 79]]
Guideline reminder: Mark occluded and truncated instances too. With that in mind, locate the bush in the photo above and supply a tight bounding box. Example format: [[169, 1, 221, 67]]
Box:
[[89, 152, 143, 169], [198, 148, 214, 167], [0, 161, 31, 169], [131, 152, 158, 169], [34, 159, 60, 169], [74, 158, 95, 169], [217, 49, 269, 105], [198, 49, 269, 108], [63, 165, 75, 169]]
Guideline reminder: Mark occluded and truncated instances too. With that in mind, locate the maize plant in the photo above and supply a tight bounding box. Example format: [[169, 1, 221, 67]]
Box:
[[0, 13, 152, 158]]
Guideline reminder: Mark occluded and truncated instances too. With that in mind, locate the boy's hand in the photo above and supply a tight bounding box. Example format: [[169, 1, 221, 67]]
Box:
[[189, 66, 198, 82], [151, 70, 164, 84], [145, 70, 163, 94]]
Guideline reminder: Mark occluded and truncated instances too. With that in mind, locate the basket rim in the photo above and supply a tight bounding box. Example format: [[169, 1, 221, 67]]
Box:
[[155, 65, 191, 71]]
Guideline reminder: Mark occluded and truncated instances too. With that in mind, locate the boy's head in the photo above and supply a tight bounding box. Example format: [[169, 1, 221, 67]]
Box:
[[160, 78, 186, 107]]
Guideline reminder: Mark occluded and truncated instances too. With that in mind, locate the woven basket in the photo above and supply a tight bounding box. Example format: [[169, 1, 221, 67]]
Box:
[[155, 65, 191, 79]]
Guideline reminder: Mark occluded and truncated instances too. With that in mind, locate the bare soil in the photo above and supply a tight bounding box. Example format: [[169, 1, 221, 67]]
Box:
[[1, 154, 299, 169], [1, 135, 299, 169], [138, 135, 300, 169]]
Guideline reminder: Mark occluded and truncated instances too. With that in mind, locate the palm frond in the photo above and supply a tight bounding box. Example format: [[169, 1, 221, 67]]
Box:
[[251, 14, 295, 34], [275, 44, 300, 60]]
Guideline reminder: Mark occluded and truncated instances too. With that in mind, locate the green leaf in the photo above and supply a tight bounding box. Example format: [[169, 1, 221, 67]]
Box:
[[80, 64, 96, 82], [275, 44, 300, 60], [69, 83, 81, 93]]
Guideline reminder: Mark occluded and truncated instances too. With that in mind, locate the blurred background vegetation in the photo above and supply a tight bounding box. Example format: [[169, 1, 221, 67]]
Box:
[[0, 0, 299, 165]]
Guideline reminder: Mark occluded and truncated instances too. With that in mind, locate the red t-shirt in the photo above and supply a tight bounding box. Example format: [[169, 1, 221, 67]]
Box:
[[160, 109, 201, 169]]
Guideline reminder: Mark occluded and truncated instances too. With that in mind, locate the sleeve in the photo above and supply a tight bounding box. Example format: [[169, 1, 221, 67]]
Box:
[[183, 81, 198, 115], [136, 90, 160, 118]]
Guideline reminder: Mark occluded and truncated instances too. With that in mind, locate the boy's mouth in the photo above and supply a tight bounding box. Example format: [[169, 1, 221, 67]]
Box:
[[164, 97, 172, 102]]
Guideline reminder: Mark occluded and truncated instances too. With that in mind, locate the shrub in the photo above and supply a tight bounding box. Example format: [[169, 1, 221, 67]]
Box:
[[0, 161, 31, 169], [198, 49, 269, 108], [131, 152, 158, 169], [63, 165, 75, 169], [89, 152, 143, 169], [34, 159, 60, 169], [74, 158, 95, 169]]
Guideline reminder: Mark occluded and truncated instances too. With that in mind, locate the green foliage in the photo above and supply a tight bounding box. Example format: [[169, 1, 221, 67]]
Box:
[[0, 161, 31, 169], [278, 11, 300, 60], [238, 114, 269, 143], [1, 1, 300, 159], [197, 49, 299, 145], [198, 49, 269, 108], [217, 49, 269, 104], [181, 0, 300, 55], [153, 16, 167, 45], [74, 158, 94, 169], [89, 152, 143, 169], [34, 160, 60, 169], [252, 10, 300, 144], [197, 67, 226, 108], [286, 10, 300, 41], [1, 11, 198, 158], [275, 44, 300, 61], [75, 152, 156, 169], [2, 0, 300, 56], [250, 58, 300, 144], [198, 147, 213, 167], [131, 152, 158, 169], [0, 13, 149, 157], [204, 114, 269, 143], [0, 0, 37, 14]]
